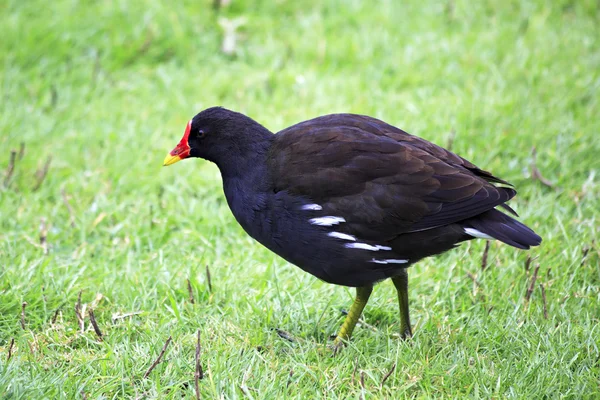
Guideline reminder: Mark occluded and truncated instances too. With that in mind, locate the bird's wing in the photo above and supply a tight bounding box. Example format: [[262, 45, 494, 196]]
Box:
[[268, 114, 515, 240]]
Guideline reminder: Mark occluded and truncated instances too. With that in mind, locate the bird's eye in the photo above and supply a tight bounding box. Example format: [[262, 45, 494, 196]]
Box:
[[198, 130, 206, 138]]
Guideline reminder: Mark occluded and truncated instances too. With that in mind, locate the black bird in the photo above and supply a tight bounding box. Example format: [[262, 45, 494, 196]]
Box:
[[164, 107, 541, 346]]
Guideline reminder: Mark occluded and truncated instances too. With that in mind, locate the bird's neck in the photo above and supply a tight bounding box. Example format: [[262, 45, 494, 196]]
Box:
[[215, 124, 274, 182], [219, 137, 273, 237]]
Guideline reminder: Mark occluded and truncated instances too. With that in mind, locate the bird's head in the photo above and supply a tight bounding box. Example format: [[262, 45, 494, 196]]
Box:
[[163, 107, 266, 167]]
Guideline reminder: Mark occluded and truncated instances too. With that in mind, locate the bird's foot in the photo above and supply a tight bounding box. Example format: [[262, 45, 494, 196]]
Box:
[[400, 326, 413, 341], [328, 336, 347, 356]]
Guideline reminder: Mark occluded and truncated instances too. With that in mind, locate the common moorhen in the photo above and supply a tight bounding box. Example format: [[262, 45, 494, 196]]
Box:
[[164, 107, 541, 346]]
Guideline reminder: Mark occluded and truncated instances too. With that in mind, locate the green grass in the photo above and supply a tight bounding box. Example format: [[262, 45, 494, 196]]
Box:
[[1, 0, 599, 398]]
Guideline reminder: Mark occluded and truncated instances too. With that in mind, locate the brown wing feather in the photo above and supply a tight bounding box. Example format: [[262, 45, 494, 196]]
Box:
[[277, 114, 511, 185], [268, 114, 515, 240]]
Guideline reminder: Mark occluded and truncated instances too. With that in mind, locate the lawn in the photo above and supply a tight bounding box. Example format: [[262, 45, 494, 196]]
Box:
[[1, 0, 599, 398]]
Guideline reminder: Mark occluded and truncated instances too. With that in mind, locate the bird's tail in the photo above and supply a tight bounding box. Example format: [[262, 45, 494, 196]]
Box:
[[464, 209, 542, 250]]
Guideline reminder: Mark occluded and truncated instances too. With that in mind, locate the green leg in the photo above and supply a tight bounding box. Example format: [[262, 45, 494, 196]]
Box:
[[333, 286, 373, 347], [392, 269, 413, 339]]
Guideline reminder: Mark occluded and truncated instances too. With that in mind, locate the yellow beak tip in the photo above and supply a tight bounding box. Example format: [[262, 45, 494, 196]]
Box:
[[163, 154, 182, 166]]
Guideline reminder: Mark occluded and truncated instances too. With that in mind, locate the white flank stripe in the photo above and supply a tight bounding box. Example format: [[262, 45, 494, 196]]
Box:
[[370, 258, 409, 264], [464, 228, 494, 240], [309, 216, 345, 226], [345, 243, 379, 251], [301, 203, 322, 211], [328, 232, 356, 241], [345, 242, 392, 251]]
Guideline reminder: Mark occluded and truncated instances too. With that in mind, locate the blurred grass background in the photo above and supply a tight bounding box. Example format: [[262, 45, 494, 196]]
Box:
[[1, 0, 599, 398]]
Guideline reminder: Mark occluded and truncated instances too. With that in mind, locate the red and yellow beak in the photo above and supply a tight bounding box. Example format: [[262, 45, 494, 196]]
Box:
[[163, 120, 192, 166]]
